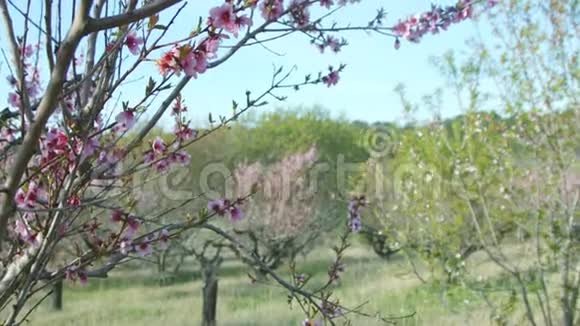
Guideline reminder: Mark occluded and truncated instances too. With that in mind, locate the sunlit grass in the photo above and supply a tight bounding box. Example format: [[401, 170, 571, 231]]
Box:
[[20, 243, 553, 326]]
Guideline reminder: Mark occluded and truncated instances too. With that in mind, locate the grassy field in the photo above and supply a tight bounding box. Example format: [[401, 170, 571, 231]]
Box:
[[19, 243, 548, 326]]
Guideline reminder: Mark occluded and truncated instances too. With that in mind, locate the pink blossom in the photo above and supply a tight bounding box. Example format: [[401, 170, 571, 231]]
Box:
[[209, 4, 235, 30], [111, 209, 124, 223], [13, 219, 28, 236], [13, 220, 39, 247], [320, 0, 334, 9], [119, 239, 133, 255], [124, 215, 140, 239], [8, 92, 20, 108], [347, 195, 365, 233], [348, 217, 361, 232], [19, 44, 35, 58], [44, 128, 69, 154], [125, 32, 144, 56], [114, 110, 136, 133], [192, 50, 208, 76], [67, 195, 81, 207], [229, 206, 244, 222], [14, 189, 27, 209], [0, 127, 15, 142], [233, 15, 253, 37], [157, 43, 213, 78], [155, 159, 170, 173], [152, 137, 166, 154], [78, 269, 88, 286], [260, 0, 284, 21], [174, 151, 191, 166], [171, 97, 187, 115], [181, 51, 198, 77], [80, 137, 100, 160], [175, 125, 196, 142], [392, 2, 477, 46], [97, 148, 125, 169], [208, 7, 247, 35], [322, 69, 340, 87], [156, 229, 170, 251], [208, 199, 226, 215], [65, 266, 88, 286], [15, 182, 46, 209], [318, 36, 344, 53], [135, 240, 153, 257], [64, 266, 78, 282], [290, 0, 311, 27], [143, 150, 156, 164], [156, 50, 179, 76], [201, 35, 224, 58]]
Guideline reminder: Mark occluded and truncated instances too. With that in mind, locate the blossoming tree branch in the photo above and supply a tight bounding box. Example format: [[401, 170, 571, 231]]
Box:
[[0, 0, 496, 324]]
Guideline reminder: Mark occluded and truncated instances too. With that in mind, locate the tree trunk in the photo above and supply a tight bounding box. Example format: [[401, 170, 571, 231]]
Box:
[[51, 279, 63, 311], [202, 268, 218, 326]]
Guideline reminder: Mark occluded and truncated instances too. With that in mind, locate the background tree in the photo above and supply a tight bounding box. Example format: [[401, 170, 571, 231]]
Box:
[[358, 0, 578, 324]]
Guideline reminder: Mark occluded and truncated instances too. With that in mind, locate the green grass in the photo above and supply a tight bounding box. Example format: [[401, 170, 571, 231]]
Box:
[[13, 244, 552, 325]]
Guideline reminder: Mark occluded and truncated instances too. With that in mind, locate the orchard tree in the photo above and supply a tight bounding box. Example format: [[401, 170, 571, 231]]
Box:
[[231, 147, 321, 277], [0, 0, 495, 324], [361, 0, 578, 324]]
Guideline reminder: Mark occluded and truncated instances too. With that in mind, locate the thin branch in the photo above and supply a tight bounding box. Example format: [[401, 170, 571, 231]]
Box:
[[85, 0, 183, 34]]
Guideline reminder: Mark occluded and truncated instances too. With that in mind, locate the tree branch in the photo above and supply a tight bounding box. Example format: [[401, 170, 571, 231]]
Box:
[[85, 0, 183, 34], [0, 0, 93, 244]]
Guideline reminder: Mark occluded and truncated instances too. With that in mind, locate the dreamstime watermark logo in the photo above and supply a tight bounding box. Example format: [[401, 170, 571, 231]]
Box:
[[362, 126, 399, 158], [122, 127, 421, 206], [123, 126, 517, 209]]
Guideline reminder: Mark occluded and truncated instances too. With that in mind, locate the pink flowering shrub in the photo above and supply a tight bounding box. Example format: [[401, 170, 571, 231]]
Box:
[[229, 148, 320, 272]]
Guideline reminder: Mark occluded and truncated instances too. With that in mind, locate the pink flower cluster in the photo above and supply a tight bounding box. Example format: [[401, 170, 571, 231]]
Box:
[[97, 147, 125, 171], [13, 217, 41, 247], [126, 229, 170, 257], [208, 3, 252, 37], [289, 0, 311, 27], [347, 195, 365, 232], [321, 66, 340, 87], [156, 35, 221, 78], [6, 44, 42, 110], [111, 210, 140, 238], [15, 182, 46, 210], [65, 265, 88, 286], [321, 0, 361, 9], [0, 127, 16, 151], [110, 210, 170, 257], [171, 96, 198, 143], [113, 110, 136, 133], [392, 0, 498, 48], [40, 128, 71, 164], [259, 0, 285, 21], [315, 36, 346, 53], [143, 137, 191, 173], [125, 32, 144, 55], [208, 198, 245, 222]]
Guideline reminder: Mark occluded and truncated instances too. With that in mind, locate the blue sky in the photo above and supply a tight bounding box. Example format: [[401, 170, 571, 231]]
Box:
[[0, 1, 491, 126], [179, 1, 488, 125]]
